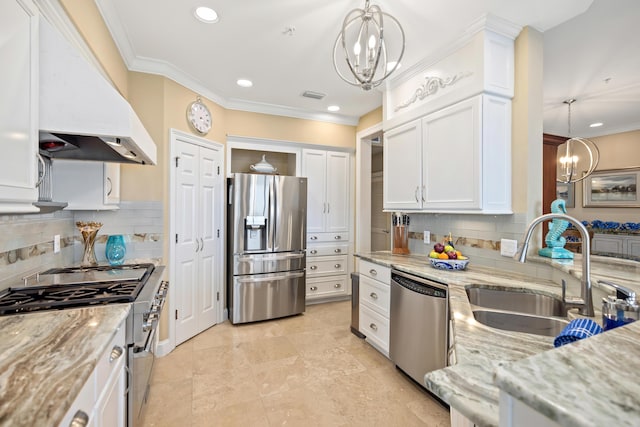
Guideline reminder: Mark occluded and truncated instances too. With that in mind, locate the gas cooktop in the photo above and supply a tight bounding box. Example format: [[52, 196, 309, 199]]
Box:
[[0, 263, 155, 315]]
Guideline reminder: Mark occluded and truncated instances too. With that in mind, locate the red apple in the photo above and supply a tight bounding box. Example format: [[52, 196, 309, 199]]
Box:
[[447, 251, 457, 259], [434, 243, 445, 253]]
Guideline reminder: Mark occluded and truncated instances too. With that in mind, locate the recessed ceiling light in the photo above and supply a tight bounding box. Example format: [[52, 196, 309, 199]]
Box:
[[194, 7, 219, 23], [327, 105, 340, 112], [590, 122, 604, 128], [237, 79, 253, 88]]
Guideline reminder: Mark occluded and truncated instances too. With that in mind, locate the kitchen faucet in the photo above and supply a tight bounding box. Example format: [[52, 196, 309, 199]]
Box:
[[514, 213, 594, 317]]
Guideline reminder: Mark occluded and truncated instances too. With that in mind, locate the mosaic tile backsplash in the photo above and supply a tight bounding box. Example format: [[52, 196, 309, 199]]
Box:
[[0, 201, 163, 290]]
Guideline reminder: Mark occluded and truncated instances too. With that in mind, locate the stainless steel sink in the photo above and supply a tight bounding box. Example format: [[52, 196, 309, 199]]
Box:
[[471, 309, 569, 337], [466, 287, 565, 317]]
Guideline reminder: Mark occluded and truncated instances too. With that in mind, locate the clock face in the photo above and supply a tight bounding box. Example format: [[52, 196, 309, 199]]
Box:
[[187, 99, 212, 134]]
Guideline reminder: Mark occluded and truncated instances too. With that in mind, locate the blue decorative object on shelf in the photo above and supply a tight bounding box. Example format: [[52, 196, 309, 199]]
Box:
[[554, 318, 603, 348], [539, 199, 574, 259], [105, 235, 126, 266]]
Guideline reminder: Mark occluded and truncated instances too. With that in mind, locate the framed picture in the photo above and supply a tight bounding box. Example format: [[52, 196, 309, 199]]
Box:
[[583, 168, 640, 208], [556, 182, 575, 208]]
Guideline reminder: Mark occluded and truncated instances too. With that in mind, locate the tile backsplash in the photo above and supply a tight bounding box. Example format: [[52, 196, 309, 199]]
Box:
[[0, 201, 163, 290]]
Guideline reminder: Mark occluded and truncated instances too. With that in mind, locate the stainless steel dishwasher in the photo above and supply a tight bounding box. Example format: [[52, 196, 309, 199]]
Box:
[[389, 269, 448, 386]]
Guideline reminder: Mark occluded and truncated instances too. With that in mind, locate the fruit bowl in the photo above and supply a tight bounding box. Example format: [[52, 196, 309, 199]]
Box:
[[429, 258, 469, 271]]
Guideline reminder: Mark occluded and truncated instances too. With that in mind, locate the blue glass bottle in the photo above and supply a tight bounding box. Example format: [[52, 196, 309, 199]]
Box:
[[105, 235, 126, 266]]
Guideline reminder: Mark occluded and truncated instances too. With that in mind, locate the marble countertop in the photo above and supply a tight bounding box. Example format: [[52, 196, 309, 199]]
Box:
[[356, 251, 640, 427], [0, 304, 130, 427]]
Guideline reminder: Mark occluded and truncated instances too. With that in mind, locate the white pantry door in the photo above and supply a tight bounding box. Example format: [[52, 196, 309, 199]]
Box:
[[173, 135, 222, 345]]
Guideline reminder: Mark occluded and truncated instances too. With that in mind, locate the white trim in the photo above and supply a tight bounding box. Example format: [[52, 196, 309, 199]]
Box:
[[168, 129, 225, 354], [225, 99, 359, 126], [355, 122, 383, 255], [227, 135, 356, 153], [154, 338, 172, 358]]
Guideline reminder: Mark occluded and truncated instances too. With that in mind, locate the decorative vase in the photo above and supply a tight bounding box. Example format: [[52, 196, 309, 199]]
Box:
[[76, 221, 103, 267], [105, 235, 126, 266]]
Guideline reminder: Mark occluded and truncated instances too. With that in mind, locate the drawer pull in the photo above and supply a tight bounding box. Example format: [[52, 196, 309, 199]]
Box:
[[309, 265, 317, 270], [334, 248, 342, 253], [369, 269, 377, 275], [369, 323, 378, 331], [370, 292, 378, 300], [334, 283, 342, 288], [310, 249, 317, 254], [334, 264, 341, 269], [109, 345, 124, 363], [334, 235, 342, 240], [69, 410, 89, 427], [310, 286, 318, 291], [310, 236, 318, 240]]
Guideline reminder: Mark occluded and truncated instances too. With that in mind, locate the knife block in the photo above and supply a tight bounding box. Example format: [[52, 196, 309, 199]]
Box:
[[392, 224, 410, 255]]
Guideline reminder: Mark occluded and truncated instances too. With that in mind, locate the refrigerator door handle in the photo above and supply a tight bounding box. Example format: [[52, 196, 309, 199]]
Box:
[[236, 271, 305, 283], [267, 176, 276, 251], [236, 252, 305, 262]]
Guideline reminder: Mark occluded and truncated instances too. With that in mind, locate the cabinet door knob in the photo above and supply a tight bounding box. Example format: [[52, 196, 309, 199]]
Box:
[[69, 410, 89, 427], [334, 248, 341, 253], [310, 249, 317, 254], [414, 186, 420, 203], [334, 264, 341, 269], [369, 269, 377, 275], [334, 283, 342, 288], [310, 286, 318, 291], [109, 345, 124, 363], [309, 265, 317, 270], [106, 177, 113, 196], [310, 236, 318, 240], [369, 323, 378, 331], [370, 292, 378, 300], [334, 235, 342, 240]]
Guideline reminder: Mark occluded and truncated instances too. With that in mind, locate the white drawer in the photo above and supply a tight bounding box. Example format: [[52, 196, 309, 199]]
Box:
[[307, 243, 349, 257], [307, 255, 348, 277], [306, 276, 348, 299], [307, 232, 349, 243], [359, 304, 389, 354], [360, 275, 390, 317], [95, 323, 126, 397], [360, 259, 390, 284]]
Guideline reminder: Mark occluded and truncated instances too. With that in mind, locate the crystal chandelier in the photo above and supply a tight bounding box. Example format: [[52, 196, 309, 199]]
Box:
[[332, 0, 405, 91], [556, 99, 600, 183]]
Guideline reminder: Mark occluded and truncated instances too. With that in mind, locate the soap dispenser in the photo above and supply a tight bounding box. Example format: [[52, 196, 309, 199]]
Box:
[[599, 280, 639, 331]]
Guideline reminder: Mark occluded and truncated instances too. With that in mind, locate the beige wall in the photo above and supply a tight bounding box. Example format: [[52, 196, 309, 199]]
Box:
[[59, 0, 129, 97], [357, 106, 383, 132], [567, 129, 640, 222]]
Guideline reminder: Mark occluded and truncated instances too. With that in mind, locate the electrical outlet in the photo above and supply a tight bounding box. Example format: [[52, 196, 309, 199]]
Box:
[[423, 230, 431, 244], [500, 238, 518, 257], [54, 235, 60, 254]]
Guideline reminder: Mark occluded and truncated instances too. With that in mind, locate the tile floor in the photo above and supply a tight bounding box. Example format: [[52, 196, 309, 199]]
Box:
[[141, 300, 451, 427]]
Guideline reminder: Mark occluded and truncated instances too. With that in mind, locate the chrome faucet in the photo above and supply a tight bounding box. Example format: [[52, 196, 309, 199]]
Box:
[[514, 213, 594, 317]]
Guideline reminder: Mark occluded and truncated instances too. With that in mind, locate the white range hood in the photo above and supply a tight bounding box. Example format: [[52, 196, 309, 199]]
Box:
[[39, 19, 157, 165]]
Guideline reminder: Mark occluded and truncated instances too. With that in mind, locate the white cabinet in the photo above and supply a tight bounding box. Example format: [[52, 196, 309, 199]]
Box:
[[306, 233, 349, 302], [302, 149, 350, 233], [384, 95, 511, 214], [593, 233, 640, 257], [59, 320, 126, 427], [52, 160, 120, 209], [358, 259, 391, 356], [0, 0, 40, 213], [173, 138, 222, 344]]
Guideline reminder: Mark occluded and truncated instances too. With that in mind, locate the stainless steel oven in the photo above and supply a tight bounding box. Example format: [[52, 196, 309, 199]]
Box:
[[0, 263, 167, 427]]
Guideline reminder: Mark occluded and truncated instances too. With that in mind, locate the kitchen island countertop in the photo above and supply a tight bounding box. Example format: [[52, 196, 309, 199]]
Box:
[[0, 304, 130, 427], [356, 251, 640, 427]]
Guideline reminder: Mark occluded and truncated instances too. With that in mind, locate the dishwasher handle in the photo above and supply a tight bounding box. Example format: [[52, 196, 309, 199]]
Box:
[[391, 271, 447, 298]]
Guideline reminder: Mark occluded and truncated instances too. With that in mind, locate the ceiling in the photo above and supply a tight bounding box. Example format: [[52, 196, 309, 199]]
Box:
[[95, 0, 639, 137]]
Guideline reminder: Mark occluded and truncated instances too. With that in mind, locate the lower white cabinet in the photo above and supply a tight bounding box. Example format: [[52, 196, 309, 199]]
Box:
[[52, 159, 120, 210], [306, 232, 350, 302], [358, 259, 391, 356], [59, 320, 126, 427]]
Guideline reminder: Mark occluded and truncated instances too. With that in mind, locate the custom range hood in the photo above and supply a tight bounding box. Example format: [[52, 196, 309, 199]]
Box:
[[39, 20, 157, 165]]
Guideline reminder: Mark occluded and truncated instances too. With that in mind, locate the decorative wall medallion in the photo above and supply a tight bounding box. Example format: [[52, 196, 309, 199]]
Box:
[[394, 72, 472, 112]]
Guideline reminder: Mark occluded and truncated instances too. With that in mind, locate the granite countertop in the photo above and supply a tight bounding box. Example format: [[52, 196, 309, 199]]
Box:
[[356, 251, 640, 427], [0, 304, 130, 427]]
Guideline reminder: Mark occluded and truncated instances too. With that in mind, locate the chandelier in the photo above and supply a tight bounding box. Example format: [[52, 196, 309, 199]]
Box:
[[332, 0, 405, 91], [556, 99, 600, 183]]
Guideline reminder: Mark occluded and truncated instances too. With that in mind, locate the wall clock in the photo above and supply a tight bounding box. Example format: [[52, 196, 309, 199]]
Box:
[[186, 97, 212, 135]]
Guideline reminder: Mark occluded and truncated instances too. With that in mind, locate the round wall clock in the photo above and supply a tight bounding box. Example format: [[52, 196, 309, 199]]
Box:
[[186, 97, 212, 135]]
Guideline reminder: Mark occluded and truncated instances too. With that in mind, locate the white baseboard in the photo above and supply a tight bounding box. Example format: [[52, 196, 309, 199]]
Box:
[[155, 338, 174, 358]]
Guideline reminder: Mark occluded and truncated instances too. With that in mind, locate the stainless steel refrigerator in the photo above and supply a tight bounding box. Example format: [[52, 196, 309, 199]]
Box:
[[227, 173, 307, 324]]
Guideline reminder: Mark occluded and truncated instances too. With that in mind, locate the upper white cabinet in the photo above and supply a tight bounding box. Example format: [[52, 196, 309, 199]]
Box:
[[384, 95, 511, 213], [0, 0, 40, 212], [302, 149, 350, 233], [52, 160, 120, 210]]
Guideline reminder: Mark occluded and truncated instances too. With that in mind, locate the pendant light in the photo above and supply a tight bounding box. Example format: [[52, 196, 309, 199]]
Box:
[[332, 0, 405, 91], [556, 99, 600, 184]]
